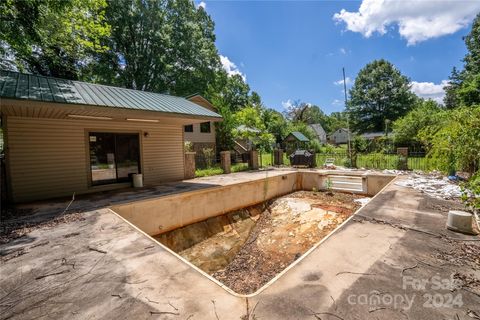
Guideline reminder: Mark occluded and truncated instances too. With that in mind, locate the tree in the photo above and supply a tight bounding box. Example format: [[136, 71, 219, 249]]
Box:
[[323, 111, 349, 133], [284, 100, 308, 122], [443, 67, 463, 109], [205, 71, 250, 111], [0, 0, 110, 79], [418, 106, 480, 174], [283, 100, 330, 127], [464, 13, 480, 76], [262, 108, 288, 144], [347, 59, 417, 133], [393, 100, 445, 146], [233, 106, 274, 151], [89, 0, 220, 95], [444, 13, 480, 108], [204, 70, 254, 151], [458, 74, 480, 106]]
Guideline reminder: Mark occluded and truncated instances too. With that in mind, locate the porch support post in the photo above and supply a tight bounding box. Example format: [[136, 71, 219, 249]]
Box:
[[249, 150, 259, 170], [274, 149, 284, 166], [184, 152, 196, 179], [220, 151, 231, 174]]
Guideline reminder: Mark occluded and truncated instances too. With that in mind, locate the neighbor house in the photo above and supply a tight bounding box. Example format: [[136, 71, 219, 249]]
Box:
[[0, 71, 222, 203], [308, 123, 327, 144], [183, 94, 217, 155], [360, 132, 387, 141], [329, 128, 352, 145]]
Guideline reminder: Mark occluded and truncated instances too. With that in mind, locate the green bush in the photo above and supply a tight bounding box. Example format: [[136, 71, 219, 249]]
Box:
[[395, 155, 408, 170], [419, 106, 480, 174], [232, 163, 249, 172], [342, 157, 353, 168], [308, 139, 322, 153], [184, 141, 193, 152], [462, 172, 480, 210], [202, 147, 215, 168]]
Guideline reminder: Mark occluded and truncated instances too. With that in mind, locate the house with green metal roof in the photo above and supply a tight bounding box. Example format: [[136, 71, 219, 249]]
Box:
[[0, 70, 222, 203]]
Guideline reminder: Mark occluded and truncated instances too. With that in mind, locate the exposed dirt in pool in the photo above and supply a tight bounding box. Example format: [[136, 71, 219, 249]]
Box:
[[155, 207, 262, 273], [213, 191, 363, 294], [155, 191, 364, 294]]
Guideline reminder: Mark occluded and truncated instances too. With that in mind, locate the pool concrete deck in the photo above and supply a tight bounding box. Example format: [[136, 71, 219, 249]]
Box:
[[1, 171, 479, 319], [6, 169, 298, 223]]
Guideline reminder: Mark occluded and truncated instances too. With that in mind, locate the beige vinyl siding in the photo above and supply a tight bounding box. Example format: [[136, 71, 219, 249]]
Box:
[[187, 96, 216, 112], [183, 122, 216, 144], [184, 95, 217, 145], [7, 116, 184, 202]]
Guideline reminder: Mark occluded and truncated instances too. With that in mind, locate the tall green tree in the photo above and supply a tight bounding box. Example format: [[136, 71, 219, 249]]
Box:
[[90, 0, 219, 95], [443, 67, 463, 109], [205, 70, 253, 151], [0, 0, 110, 79], [262, 108, 288, 144], [464, 13, 480, 76], [444, 13, 480, 108], [347, 59, 417, 133]]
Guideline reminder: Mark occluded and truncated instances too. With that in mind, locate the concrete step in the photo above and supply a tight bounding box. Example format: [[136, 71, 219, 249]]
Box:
[[328, 175, 364, 192]]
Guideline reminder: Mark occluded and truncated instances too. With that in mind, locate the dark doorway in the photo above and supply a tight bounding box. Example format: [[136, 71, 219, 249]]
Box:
[[89, 132, 140, 185]]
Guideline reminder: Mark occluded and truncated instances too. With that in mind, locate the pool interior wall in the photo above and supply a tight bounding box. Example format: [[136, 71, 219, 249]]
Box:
[[111, 171, 395, 237]]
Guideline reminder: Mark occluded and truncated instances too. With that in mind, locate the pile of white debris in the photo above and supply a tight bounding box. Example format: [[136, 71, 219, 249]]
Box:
[[395, 173, 464, 200]]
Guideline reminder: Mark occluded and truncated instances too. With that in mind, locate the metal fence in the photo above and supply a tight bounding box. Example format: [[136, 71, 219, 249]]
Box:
[[195, 152, 248, 169], [259, 150, 438, 172], [195, 150, 438, 172], [317, 151, 440, 171]]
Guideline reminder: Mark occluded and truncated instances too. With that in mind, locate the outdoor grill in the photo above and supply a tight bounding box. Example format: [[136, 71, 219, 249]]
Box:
[[289, 150, 315, 167]]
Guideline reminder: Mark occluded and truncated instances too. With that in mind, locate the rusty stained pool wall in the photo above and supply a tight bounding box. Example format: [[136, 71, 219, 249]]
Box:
[[111, 171, 395, 236]]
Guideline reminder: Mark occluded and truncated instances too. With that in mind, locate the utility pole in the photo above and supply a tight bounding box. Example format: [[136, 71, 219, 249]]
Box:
[[343, 67, 352, 163]]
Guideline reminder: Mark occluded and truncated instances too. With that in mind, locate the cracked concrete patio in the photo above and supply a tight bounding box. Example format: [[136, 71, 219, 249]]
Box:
[[0, 171, 479, 319]]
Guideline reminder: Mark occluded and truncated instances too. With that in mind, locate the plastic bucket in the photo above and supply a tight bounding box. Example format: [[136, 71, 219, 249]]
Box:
[[132, 174, 143, 188]]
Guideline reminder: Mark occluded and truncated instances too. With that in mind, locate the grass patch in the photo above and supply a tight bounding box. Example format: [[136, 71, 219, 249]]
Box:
[[195, 163, 251, 177], [232, 163, 249, 172], [195, 166, 223, 177]]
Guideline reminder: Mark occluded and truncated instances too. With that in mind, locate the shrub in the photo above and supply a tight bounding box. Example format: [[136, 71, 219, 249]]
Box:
[[462, 172, 480, 210], [309, 139, 322, 153], [342, 157, 353, 168], [395, 155, 408, 170], [202, 147, 215, 168], [419, 106, 480, 174], [184, 141, 193, 152]]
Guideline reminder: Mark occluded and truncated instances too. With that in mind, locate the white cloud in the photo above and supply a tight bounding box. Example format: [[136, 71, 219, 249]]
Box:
[[281, 99, 294, 110], [333, 0, 480, 45], [332, 99, 343, 107], [334, 77, 352, 86], [410, 80, 449, 104], [219, 55, 246, 81], [197, 1, 206, 9], [339, 48, 348, 55]]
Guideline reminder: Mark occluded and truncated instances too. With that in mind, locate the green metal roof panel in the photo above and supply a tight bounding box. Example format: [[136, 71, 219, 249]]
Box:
[[290, 131, 310, 142], [0, 70, 221, 118]]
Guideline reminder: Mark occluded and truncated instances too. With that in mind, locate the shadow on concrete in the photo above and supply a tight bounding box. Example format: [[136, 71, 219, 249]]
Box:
[[1, 181, 220, 246]]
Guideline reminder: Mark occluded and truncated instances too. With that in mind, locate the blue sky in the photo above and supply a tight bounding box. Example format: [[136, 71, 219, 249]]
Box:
[[198, 0, 480, 114]]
